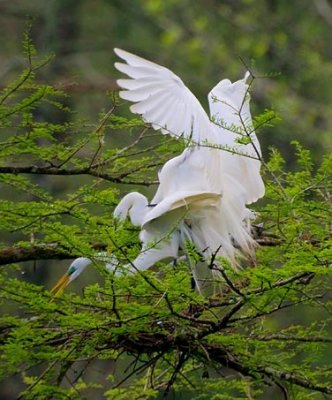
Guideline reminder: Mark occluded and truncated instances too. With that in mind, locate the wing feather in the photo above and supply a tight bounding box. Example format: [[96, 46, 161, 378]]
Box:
[[114, 48, 215, 143], [114, 63, 161, 79], [144, 95, 174, 125], [119, 84, 164, 102], [117, 78, 161, 90], [129, 91, 167, 114]]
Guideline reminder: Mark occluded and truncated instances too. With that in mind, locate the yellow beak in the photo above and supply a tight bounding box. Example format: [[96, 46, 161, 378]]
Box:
[[49, 273, 70, 302]]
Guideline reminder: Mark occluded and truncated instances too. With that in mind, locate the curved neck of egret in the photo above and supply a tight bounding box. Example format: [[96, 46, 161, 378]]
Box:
[[114, 192, 149, 226]]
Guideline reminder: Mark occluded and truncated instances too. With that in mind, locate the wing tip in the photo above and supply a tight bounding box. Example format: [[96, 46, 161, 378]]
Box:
[[114, 48, 127, 59], [116, 79, 128, 89], [243, 71, 251, 82], [114, 62, 127, 73]]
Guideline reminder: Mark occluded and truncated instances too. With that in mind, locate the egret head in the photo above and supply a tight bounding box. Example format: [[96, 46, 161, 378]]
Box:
[[50, 257, 91, 301]]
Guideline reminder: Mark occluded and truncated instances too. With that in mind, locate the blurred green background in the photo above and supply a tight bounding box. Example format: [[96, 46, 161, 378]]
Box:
[[0, 0, 331, 398], [1, 0, 332, 161]]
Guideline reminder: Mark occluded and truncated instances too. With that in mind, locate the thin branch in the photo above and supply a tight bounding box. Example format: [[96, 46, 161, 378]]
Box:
[[0, 165, 157, 185], [91, 126, 150, 169], [250, 334, 332, 343], [258, 365, 332, 395], [88, 106, 116, 168], [199, 343, 332, 395], [163, 351, 189, 397], [246, 272, 315, 296], [212, 265, 245, 297]]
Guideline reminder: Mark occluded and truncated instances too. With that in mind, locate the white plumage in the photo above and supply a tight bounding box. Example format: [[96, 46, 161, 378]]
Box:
[[114, 48, 264, 263], [51, 49, 265, 298], [114, 48, 264, 204]]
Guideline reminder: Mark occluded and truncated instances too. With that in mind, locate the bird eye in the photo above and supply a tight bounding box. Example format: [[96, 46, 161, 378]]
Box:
[[68, 266, 76, 275]]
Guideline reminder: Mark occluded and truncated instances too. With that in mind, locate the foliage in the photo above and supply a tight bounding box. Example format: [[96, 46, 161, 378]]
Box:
[[0, 40, 331, 400]]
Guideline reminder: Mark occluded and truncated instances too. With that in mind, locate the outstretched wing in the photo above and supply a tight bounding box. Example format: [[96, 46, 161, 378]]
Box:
[[114, 48, 215, 144]]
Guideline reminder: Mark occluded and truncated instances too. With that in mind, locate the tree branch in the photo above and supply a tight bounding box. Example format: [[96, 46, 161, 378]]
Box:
[[251, 334, 332, 343], [0, 165, 157, 185], [0, 242, 106, 266], [257, 365, 332, 395]]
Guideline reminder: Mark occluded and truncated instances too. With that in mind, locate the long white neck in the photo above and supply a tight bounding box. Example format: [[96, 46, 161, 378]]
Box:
[[113, 192, 149, 226]]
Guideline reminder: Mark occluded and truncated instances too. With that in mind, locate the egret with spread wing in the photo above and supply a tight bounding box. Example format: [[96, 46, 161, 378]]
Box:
[[50, 49, 265, 299], [114, 48, 264, 205], [114, 48, 264, 258]]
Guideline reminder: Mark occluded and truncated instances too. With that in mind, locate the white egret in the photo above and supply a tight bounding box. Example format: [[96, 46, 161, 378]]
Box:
[[50, 49, 265, 298], [50, 190, 222, 299], [111, 183, 254, 294], [50, 188, 230, 299], [114, 190, 223, 274], [114, 48, 264, 205], [114, 48, 264, 257]]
